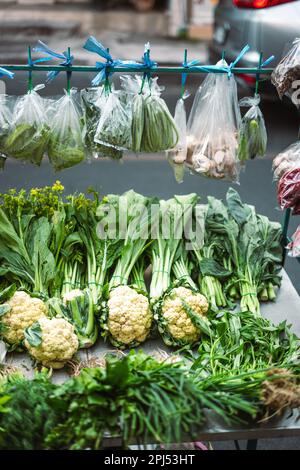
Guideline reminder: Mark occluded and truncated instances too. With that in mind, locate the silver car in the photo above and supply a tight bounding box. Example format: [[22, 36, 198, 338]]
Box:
[[209, 0, 300, 94]]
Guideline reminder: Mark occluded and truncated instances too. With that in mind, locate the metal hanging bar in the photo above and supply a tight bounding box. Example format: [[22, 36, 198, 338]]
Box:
[[0, 64, 274, 75]]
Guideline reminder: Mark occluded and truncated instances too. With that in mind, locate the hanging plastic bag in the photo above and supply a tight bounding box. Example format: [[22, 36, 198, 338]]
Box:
[[166, 91, 189, 183], [277, 166, 300, 214], [186, 60, 241, 182], [273, 141, 300, 180], [0, 94, 14, 170], [3, 85, 50, 166], [48, 88, 85, 172], [271, 38, 300, 101], [81, 86, 123, 160], [121, 74, 179, 153], [94, 88, 132, 152], [237, 94, 267, 163], [287, 225, 300, 257]]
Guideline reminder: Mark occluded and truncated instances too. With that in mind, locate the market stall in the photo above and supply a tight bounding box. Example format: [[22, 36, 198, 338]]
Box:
[[0, 37, 300, 451]]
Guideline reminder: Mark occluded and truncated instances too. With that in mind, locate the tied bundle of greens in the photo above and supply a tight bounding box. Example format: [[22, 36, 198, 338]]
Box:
[[48, 89, 85, 172], [238, 95, 267, 162], [3, 86, 50, 166], [100, 190, 156, 349], [81, 87, 123, 160], [150, 194, 210, 347], [122, 75, 179, 153], [203, 188, 282, 314]]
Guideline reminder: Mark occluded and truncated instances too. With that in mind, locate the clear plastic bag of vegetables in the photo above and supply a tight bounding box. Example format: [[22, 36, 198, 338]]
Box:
[[271, 38, 300, 101], [121, 74, 179, 153], [3, 85, 50, 166], [0, 94, 14, 170], [48, 88, 85, 172], [166, 91, 189, 183], [81, 86, 123, 160], [186, 60, 241, 182], [238, 94, 267, 163], [273, 141, 300, 180], [94, 87, 132, 152], [287, 225, 300, 257]]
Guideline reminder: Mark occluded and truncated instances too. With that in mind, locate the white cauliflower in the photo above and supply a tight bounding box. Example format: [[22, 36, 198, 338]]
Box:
[[24, 317, 79, 369], [104, 285, 152, 348], [158, 286, 209, 346], [0, 291, 47, 346]]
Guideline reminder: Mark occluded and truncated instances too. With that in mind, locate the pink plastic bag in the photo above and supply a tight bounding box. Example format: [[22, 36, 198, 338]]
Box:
[[287, 225, 300, 257], [277, 167, 300, 214]]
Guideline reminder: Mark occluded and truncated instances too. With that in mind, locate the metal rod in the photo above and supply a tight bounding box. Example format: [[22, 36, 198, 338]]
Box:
[[255, 52, 263, 95], [66, 46, 72, 95], [0, 65, 274, 75], [27, 46, 33, 92], [282, 208, 291, 267]]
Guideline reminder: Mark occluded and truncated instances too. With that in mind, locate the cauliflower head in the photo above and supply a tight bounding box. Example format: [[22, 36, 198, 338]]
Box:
[[105, 286, 152, 348], [159, 286, 209, 345], [0, 291, 47, 346], [24, 317, 79, 369]]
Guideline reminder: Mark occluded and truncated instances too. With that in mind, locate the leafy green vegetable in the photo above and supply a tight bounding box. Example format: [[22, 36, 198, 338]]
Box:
[[24, 322, 42, 347], [4, 124, 50, 166], [0, 374, 59, 450]]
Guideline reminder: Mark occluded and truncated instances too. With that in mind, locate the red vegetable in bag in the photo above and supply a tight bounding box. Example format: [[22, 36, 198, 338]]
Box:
[[277, 167, 300, 214]]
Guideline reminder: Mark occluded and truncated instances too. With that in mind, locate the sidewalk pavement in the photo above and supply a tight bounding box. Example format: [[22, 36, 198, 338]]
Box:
[[0, 4, 208, 64]]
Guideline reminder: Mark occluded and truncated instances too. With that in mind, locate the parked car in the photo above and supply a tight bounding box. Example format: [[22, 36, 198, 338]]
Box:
[[209, 0, 300, 95]]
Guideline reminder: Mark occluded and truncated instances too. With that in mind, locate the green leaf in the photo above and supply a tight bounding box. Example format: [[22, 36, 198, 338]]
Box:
[[0, 304, 11, 317], [199, 259, 232, 279], [24, 322, 42, 347], [226, 188, 251, 225], [0, 284, 16, 304], [181, 299, 212, 337]]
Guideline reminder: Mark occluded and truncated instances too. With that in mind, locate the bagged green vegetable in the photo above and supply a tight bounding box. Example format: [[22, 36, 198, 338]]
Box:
[[4, 85, 49, 166], [121, 75, 179, 153], [166, 91, 189, 183], [81, 86, 123, 160], [94, 89, 132, 151], [48, 89, 85, 172], [0, 95, 13, 169], [238, 94, 267, 163]]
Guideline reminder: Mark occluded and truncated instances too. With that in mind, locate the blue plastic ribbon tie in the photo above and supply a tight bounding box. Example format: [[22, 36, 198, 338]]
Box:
[[0, 67, 14, 79], [261, 55, 275, 68], [227, 44, 250, 77], [83, 36, 145, 86], [33, 40, 74, 82], [181, 59, 201, 89]]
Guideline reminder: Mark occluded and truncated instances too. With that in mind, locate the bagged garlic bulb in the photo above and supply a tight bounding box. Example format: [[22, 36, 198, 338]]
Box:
[[187, 60, 241, 182], [4, 85, 50, 166], [48, 89, 85, 172], [166, 91, 189, 183]]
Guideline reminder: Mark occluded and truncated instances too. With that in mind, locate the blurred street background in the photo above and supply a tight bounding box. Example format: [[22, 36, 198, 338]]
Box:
[[0, 0, 300, 450]]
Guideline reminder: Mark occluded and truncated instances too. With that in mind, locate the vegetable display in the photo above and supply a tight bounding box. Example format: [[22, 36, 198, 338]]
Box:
[[0, 183, 284, 362]]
